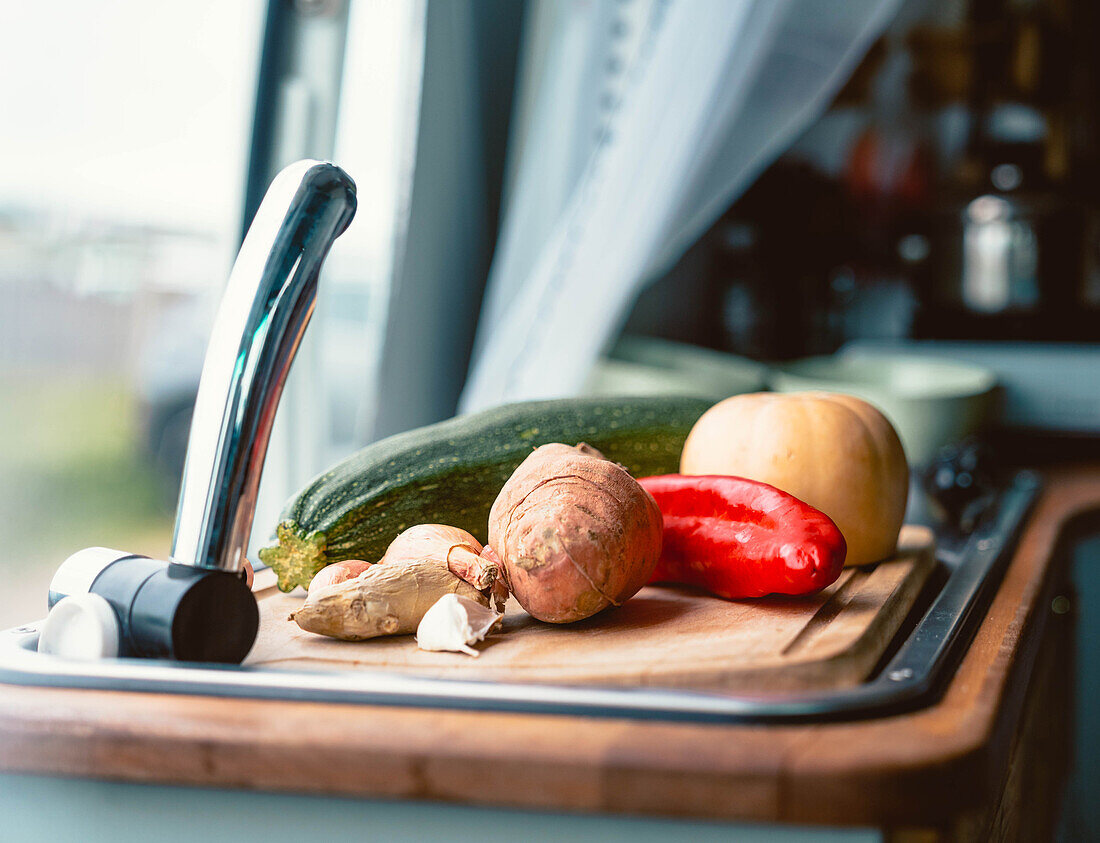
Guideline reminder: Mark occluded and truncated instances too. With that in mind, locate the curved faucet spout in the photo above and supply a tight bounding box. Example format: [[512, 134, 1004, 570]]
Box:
[[171, 160, 357, 572]]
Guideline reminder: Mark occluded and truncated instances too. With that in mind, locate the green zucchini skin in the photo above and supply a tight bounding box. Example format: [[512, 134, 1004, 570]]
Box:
[[258, 395, 713, 592]]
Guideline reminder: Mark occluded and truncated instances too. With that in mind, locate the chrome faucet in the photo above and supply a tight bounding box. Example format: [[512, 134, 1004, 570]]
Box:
[[172, 159, 357, 573], [47, 161, 357, 662]]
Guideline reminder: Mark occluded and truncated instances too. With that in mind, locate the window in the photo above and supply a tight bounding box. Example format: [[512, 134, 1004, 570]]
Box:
[[245, 0, 425, 563], [0, 1, 266, 625], [0, 0, 427, 621]]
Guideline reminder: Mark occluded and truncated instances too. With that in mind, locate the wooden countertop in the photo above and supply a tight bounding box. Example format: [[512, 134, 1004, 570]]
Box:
[[0, 466, 1094, 828]]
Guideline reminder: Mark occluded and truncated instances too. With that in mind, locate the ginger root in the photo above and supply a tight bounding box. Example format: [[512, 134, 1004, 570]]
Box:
[[290, 557, 489, 641], [308, 558, 373, 591], [381, 524, 498, 590]]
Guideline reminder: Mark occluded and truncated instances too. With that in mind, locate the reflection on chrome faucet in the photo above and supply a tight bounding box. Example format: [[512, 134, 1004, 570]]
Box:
[[171, 160, 356, 574]]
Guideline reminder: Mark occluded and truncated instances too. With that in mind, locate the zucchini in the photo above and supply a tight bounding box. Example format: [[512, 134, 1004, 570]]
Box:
[[257, 395, 712, 592]]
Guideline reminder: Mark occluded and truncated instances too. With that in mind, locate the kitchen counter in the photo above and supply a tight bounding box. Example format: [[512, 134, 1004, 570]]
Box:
[[0, 466, 1094, 841]]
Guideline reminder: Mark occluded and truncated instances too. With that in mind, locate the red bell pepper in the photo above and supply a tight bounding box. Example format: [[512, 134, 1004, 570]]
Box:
[[638, 474, 846, 599]]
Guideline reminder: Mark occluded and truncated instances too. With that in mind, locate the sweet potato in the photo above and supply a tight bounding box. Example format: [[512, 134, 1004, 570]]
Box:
[[487, 443, 663, 623]]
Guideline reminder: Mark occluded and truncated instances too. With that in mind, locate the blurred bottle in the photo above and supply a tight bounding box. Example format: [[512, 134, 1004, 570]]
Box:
[[832, 41, 929, 351], [916, 0, 1090, 340]]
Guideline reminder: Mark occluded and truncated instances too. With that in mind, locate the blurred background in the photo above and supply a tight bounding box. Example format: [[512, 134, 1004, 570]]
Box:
[[2, 0, 1098, 835], [4, 0, 1099, 613]]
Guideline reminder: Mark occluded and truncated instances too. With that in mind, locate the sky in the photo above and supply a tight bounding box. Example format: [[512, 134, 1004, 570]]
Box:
[[0, 0, 416, 270], [0, 1, 265, 234]]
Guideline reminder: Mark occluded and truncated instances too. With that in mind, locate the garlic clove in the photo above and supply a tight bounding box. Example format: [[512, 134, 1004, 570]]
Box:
[[416, 593, 502, 657]]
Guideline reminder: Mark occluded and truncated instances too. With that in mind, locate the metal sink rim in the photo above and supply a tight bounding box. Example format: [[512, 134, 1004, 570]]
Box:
[[0, 473, 1039, 725]]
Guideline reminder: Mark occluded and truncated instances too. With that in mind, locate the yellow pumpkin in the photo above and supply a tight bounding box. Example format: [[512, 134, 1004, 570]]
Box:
[[679, 392, 908, 567]]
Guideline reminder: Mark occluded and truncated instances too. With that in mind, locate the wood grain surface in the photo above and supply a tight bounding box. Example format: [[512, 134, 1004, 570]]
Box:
[[248, 526, 934, 692], [0, 468, 1093, 831]]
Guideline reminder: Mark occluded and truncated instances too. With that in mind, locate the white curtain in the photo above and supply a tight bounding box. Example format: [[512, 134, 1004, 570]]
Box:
[[460, 0, 904, 412]]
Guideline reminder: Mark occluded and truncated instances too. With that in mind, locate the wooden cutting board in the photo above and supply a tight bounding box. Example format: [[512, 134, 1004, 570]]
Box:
[[246, 525, 935, 693]]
